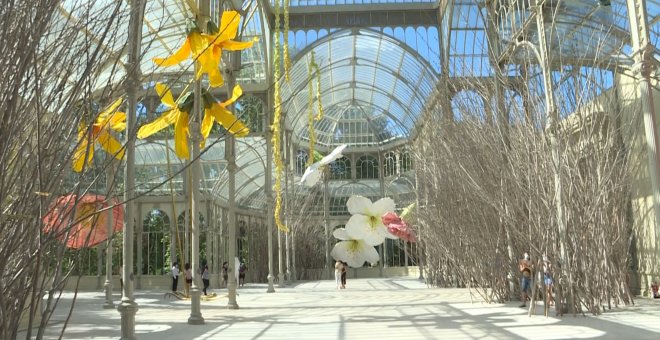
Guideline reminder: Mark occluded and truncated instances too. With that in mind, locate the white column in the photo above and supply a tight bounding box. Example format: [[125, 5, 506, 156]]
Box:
[[277, 228, 285, 287], [226, 136, 239, 307], [627, 0, 660, 256], [135, 208, 143, 289], [186, 0, 210, 323], [378, 151, 386, 274], [323, 168, 330, 278], [184, 196, 190, 265], [219, 208, 227, 288], [118, 1, 143, 337], [226, 50, 240, 308], [291, 225, 297, 282], [284, 130, 292, 285], [265, 127, 276, 292]]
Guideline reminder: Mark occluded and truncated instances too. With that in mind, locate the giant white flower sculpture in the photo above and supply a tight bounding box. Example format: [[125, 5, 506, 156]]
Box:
[[300, 162, 322, 187], [345, 195, 397, 245], [300, 144, 348, 187], [330, 228, 380, 268]]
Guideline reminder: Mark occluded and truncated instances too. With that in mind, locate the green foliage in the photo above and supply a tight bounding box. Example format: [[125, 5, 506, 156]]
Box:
[[142, 211, 169, 275], [237, 95, 264, 133]]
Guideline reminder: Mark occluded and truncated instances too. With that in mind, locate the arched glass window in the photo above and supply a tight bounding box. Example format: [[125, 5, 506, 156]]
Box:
[[356, 155, 379, 179], [329, 156, 351, 180], [177, 211, 206, 265], [238, 220, 247, 262], [296, 150, 309, 175], [383, 151, 397, 177], [399, 151, 413, 173], [142, 209, 170, 275], [330, 197, 349, 216]]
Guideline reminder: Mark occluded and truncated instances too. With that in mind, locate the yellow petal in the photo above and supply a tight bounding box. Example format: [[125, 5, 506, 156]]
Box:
[[153, 38, 191, 67], [189, 31, 207, 58], [222, 85, 243, 107], [194, 45, 220, 82], [209, 103, 249, 137], [97, 98, 124, 124], [96, 130, 125, 160], [137, 110, 178, 138], [155, 83, 176, 108], [200, 109, 214, 148], [174, 111, 190, 159], [218, 11, 241, 41], [221, 39, 256, 51], [208, 67, 224, 87], [72, 125, 94, 172], [106, 112, 126, 131]]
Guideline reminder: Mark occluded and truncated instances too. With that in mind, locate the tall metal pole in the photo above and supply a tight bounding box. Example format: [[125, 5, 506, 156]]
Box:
[[103, 160, 116, 309], [323, 167, 330, 278], [378, 151, 386, 274], [265, 112, 276, 293], [627, 0, 660, 266], [118, 0, 143, 338], [291, 222, 297, 282], [277, 126, 285, 287], [284, 130, 292, 284], [226, 51, 240, 308], [186, 0, 209, 325]]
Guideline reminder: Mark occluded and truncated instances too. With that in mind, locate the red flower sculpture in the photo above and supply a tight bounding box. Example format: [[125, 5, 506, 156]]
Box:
[[381, 212, 417, 243]]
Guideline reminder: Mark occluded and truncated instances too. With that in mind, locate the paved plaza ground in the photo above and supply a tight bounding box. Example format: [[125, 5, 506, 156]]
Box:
[[20, 277, 660, 339]]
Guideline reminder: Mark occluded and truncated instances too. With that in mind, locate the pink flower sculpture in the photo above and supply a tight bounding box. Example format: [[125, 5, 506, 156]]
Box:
[[381, 212, 417, 243]]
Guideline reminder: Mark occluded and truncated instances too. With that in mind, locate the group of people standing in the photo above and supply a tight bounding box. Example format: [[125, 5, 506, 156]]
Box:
[[171, 261, 242, 296], [518, 252, 554, 308], [334, 260, 348, 289], [222, 261, 247, 287], [171, 262, 227, 296]]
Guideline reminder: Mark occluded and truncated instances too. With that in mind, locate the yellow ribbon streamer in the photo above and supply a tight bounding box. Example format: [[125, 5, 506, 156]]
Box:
[[272, 0, 288, 232]]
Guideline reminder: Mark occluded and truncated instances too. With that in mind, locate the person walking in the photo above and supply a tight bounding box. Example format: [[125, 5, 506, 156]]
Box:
[[222, 261, 229, 288], [543, 254, 554, 306], [519, 252, 533, 307], [340, 261, 347, 289], [201, 265, 210, 295], [171, 263, 179, 292], [184, 263, 193, 297], [238, 262, 247, 287], [334, 260, 344, 290]]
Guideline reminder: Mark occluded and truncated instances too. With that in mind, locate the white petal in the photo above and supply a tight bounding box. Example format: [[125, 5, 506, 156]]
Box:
[[347, 195, 372, 215], [320, 144, 347, 165], [346, 214, 385, 246], [300, 162, 322, 186], [370, 197, 395, 216], [303, 169, 322, 187], [332, 227, 350, 240], [331, 240, 369, 268], [362, 244, 380, 264]]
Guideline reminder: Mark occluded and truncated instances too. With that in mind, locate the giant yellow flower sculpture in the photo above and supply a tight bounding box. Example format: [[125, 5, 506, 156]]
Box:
[[138, 83, 249, 159], [137, 83, 191, 159], [152, 11, 256, 88], [200, 84, 249, 146], [72, 98, 126, 172]]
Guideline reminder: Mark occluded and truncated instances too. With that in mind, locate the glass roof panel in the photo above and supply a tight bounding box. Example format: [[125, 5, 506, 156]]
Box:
[[57, 0, 269, 93], [288, 0, 435, 6], [211, 137, 270, 209]]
